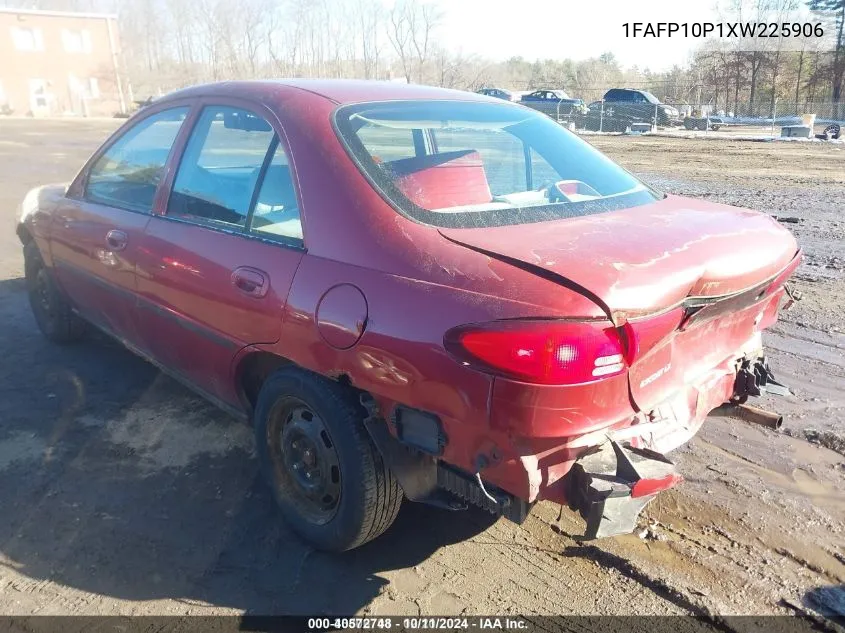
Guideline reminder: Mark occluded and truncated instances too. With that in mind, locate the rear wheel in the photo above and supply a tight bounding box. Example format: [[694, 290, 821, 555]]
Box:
[[24, 241, 85, 343], [253, 367, 402, 551]]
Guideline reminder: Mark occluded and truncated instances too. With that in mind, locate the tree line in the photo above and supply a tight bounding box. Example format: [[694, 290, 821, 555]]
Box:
[[2, 0, 844, 113]]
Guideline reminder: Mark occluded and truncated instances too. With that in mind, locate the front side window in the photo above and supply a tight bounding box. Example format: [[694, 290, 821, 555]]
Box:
[[86, 107, 188, 213], [335, 100, 661, 229], [168, 106, 275, 229]]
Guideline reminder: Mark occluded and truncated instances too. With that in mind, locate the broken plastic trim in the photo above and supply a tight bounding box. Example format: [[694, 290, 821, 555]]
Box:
[[734, 356, 792, 400], [569, 438, 682, 539]]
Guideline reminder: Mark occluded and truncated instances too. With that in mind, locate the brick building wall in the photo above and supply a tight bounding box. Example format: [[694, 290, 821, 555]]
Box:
[[0, 8, 125, 117]]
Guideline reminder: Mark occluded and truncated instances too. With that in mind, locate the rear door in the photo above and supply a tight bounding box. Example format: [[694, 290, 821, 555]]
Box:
[[135, 100, 305, 403], [51, 106, 190, 343]]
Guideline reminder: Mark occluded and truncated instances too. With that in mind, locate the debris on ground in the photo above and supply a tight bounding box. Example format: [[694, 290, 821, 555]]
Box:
[[801, 429, 845, 456]]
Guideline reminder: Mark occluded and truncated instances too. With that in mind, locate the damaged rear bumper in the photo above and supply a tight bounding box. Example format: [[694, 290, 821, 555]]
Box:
[[568, 438, 683, 539]]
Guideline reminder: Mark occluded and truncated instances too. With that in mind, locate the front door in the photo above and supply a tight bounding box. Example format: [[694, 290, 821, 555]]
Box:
[[50, 106, 190, 344], [136, 102, 305, 404]]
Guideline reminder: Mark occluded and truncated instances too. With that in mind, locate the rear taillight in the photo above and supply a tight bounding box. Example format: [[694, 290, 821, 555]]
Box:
[[444, 320, 627, 385], [622, 307, 684, 364]]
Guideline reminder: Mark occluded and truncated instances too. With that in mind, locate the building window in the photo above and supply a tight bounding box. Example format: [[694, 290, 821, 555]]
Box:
[[62, 29, 92, 53], [11, 27, 44, 51]]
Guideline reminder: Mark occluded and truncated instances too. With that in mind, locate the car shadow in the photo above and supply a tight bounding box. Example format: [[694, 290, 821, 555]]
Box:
[[0, 277, 495, 615], [802, 584, 845, 622]]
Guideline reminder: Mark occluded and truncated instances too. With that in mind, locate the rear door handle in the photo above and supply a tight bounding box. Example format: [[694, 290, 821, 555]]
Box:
[[106, 229, 128, 252], [231, 266, 269, 298]]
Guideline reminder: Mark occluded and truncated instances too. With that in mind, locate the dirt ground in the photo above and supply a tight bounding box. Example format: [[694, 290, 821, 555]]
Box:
[[0, 118, 843, 621]]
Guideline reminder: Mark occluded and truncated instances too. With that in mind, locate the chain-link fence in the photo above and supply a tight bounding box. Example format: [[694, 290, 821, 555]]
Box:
[[529, 99, 844, 136]]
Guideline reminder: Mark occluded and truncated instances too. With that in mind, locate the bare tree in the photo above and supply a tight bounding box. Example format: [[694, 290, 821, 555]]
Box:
[[386, 1, 414, 82], [357, 0, 383, 79], [408, 0, 440, 83]]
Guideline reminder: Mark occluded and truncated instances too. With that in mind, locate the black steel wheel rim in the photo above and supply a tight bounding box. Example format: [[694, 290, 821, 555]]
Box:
[[268, 397, 341, 525]]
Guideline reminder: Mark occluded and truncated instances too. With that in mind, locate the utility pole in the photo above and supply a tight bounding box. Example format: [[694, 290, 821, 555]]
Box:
[[106, 15, 126, 115]]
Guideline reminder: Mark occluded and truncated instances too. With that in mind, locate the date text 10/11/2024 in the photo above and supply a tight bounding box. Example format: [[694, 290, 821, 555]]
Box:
[[307, 617, 530, 630]]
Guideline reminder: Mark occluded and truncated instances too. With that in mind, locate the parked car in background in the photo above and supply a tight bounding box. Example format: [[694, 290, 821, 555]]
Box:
[[585, 88, 682, 131], [18, 80, 800, 552], [683, 115, 724, 131], [519, 89, 587, 118], [114, 96, 157, 119], [476, 87, 518, 101]]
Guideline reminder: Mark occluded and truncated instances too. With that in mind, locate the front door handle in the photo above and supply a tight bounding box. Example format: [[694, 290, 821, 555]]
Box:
[[231, 266, 269, 298], [106, 229, 128, 252]]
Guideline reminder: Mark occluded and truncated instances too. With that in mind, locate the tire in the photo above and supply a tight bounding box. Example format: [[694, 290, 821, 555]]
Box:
[[253, 367, 402, 552], [24, 241, 85, 343]]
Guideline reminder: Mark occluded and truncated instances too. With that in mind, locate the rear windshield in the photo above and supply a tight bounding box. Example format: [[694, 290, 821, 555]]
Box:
[[334, 100, 661, 229]]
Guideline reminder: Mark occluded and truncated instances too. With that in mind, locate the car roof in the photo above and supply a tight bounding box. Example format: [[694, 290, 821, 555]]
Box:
[[605, 88, 660, 102], [157, 79, 494, 106]]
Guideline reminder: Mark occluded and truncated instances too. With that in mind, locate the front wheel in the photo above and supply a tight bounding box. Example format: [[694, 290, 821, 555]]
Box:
[[24, 241, 85, 343], [253, 367, 402, 551]]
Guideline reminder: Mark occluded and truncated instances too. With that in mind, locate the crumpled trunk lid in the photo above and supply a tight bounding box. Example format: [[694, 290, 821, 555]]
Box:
[[439, 194, 800, 411]]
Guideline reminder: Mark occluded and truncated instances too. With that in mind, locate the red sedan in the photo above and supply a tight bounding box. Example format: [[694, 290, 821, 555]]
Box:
[[16, 80, 801, 551]]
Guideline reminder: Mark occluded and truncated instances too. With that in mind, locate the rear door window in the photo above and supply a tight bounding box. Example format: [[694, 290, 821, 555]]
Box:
[[168, 106, 275, 229], [85, 107, 188, 213]]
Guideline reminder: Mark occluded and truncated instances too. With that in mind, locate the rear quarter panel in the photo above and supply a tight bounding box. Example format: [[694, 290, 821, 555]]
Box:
[[242, 90, 615, 496]]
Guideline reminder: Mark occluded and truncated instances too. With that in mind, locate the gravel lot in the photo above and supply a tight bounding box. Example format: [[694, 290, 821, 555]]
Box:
[[0, 118, 843, 621]]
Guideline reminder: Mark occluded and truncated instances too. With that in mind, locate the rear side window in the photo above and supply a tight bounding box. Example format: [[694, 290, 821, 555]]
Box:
[[168, 106, 275, 228], [335, 100, 660, 229], [85, 107, 188, 213], [603, 89, 629, 102], [250, 144, 303, 241]]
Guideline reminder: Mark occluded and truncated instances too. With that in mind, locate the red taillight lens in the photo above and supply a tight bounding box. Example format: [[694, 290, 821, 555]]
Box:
[[445, 320, 627, 385], [631, 473, 684, 498], [622, 307, 684, 364]]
